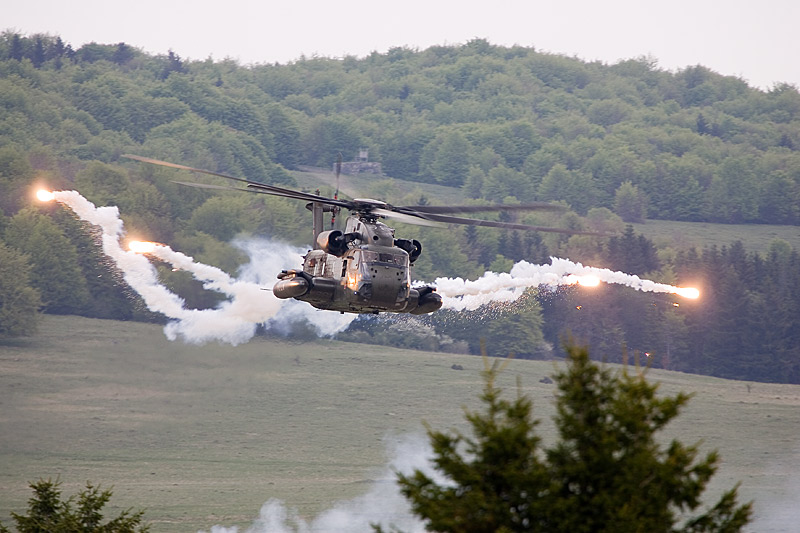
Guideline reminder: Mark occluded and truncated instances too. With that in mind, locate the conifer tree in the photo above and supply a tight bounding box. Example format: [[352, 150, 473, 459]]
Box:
[[0, 479, 149, 532], [32, 37, 45, 68], [396, 362, 549, 532], [392, 342, 752, 533]]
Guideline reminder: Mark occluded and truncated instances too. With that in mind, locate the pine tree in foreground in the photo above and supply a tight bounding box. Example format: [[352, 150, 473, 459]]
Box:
[[0, 478, 149, 533], [387, 342, 752, 533]]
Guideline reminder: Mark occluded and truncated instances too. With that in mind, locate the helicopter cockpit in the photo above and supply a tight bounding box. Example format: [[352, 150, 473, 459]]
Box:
[[344, 247, 411, 308]]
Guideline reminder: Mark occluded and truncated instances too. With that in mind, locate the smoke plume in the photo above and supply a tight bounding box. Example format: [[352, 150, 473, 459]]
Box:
[[200, 433, 433, 533], [49, 190, 354, 345], [435, 257, 698, 311]]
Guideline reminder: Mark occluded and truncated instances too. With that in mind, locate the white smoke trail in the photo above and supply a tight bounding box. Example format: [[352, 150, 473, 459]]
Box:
[[46, 189, 696, 342], [200, 433, 434, 533], [48, 190, 354, 344], [51, 190, 190, 319], [435, 257, 699, 311], [234, 238, 355, 337], [137, 242, 279, 344]]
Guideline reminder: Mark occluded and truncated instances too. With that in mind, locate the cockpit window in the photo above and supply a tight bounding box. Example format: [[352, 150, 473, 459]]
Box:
[[379, 253, 402, 265], [360, 251, 406, 266]]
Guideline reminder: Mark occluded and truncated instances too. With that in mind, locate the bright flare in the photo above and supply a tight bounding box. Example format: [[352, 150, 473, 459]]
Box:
[[577, 275, 601, 287], [128, 240, 158, 254], [673, 287, 700, 299], [565, 274, 601, 287], [36, 189, 55, 202]]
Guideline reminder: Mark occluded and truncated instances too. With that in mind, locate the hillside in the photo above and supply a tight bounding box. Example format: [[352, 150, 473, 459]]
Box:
[[2, 32, 799, 226], [1, 32, 799, 384], [1, 316, 798, 532], [295, 165, 800, 253]]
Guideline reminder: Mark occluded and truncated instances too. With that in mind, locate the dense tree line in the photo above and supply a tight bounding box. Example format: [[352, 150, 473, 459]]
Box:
[[2, 32, 799, 225], [1, 31, 798, 383], [536, 234, 800, 383]]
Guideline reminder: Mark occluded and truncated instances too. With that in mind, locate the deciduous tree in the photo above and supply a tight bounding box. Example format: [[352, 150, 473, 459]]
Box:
[[613, 181, 648, 223], [4, 207, 90, 314], [0, 240, 41, 338]]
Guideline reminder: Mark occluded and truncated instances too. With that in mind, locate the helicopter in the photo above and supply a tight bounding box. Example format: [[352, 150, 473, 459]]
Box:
[[123, 154, 598, 316]]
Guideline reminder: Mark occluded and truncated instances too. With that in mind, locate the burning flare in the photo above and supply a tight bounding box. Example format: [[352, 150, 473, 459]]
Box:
[[566, 274, 601, 287], [128, 240, 159, 254], [36, 189, 56, 202], [673, 287, 700, 299]]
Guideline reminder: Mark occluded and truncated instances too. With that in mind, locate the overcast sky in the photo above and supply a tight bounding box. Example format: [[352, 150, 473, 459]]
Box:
[[6, 0, 799, 90]]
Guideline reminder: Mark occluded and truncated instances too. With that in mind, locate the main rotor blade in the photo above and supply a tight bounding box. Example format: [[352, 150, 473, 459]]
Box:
[[171, 180, 247, 192], [123, 154, 254, 184], [245, 181, 352, 208], [407, 211, 605, 235], [397, 202, 566, 215], [372, 208, 445, 228], [170, 180, 347, 204], [125, 154, 352, 208], [125, 155, 602, 235]]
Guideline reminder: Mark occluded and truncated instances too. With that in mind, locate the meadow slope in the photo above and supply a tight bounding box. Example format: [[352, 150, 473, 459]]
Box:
[[1, 316, 799, 532]]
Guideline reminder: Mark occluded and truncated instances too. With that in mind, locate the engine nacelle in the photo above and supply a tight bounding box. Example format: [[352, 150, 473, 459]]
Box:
[[407, 287, 442, 315], [273, 275, 309, 299], [394, 238, 422, 263], [273, 271, 337, 303], [316, 230, 348, 256]]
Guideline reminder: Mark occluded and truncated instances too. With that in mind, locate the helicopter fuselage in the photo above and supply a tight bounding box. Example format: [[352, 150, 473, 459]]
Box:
[[273, 213, 442, 315], [273, 246, 442, 314], [123, 155, 596, 317]]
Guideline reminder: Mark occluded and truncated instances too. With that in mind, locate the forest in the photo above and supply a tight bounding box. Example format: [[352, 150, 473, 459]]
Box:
[[1, 32, 799, 383]]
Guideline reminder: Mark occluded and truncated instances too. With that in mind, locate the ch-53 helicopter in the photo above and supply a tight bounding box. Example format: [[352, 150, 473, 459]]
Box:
[[124, 154, 597, 316]]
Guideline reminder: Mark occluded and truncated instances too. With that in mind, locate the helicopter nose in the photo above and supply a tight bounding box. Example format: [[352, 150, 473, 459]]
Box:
[[366, 266, 404, 305]]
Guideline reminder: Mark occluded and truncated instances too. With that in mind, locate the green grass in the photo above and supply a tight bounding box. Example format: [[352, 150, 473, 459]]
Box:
[[2, 316, 799, 531], [633, 219, 800, 254]]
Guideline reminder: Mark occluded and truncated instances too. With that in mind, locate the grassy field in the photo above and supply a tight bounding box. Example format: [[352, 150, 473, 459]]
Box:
[[632, 219, 800, 255], [2, 316, 799, 532]]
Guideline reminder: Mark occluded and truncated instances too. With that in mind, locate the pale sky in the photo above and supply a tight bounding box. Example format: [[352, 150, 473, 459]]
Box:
[[6, 0, 799, 90]]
